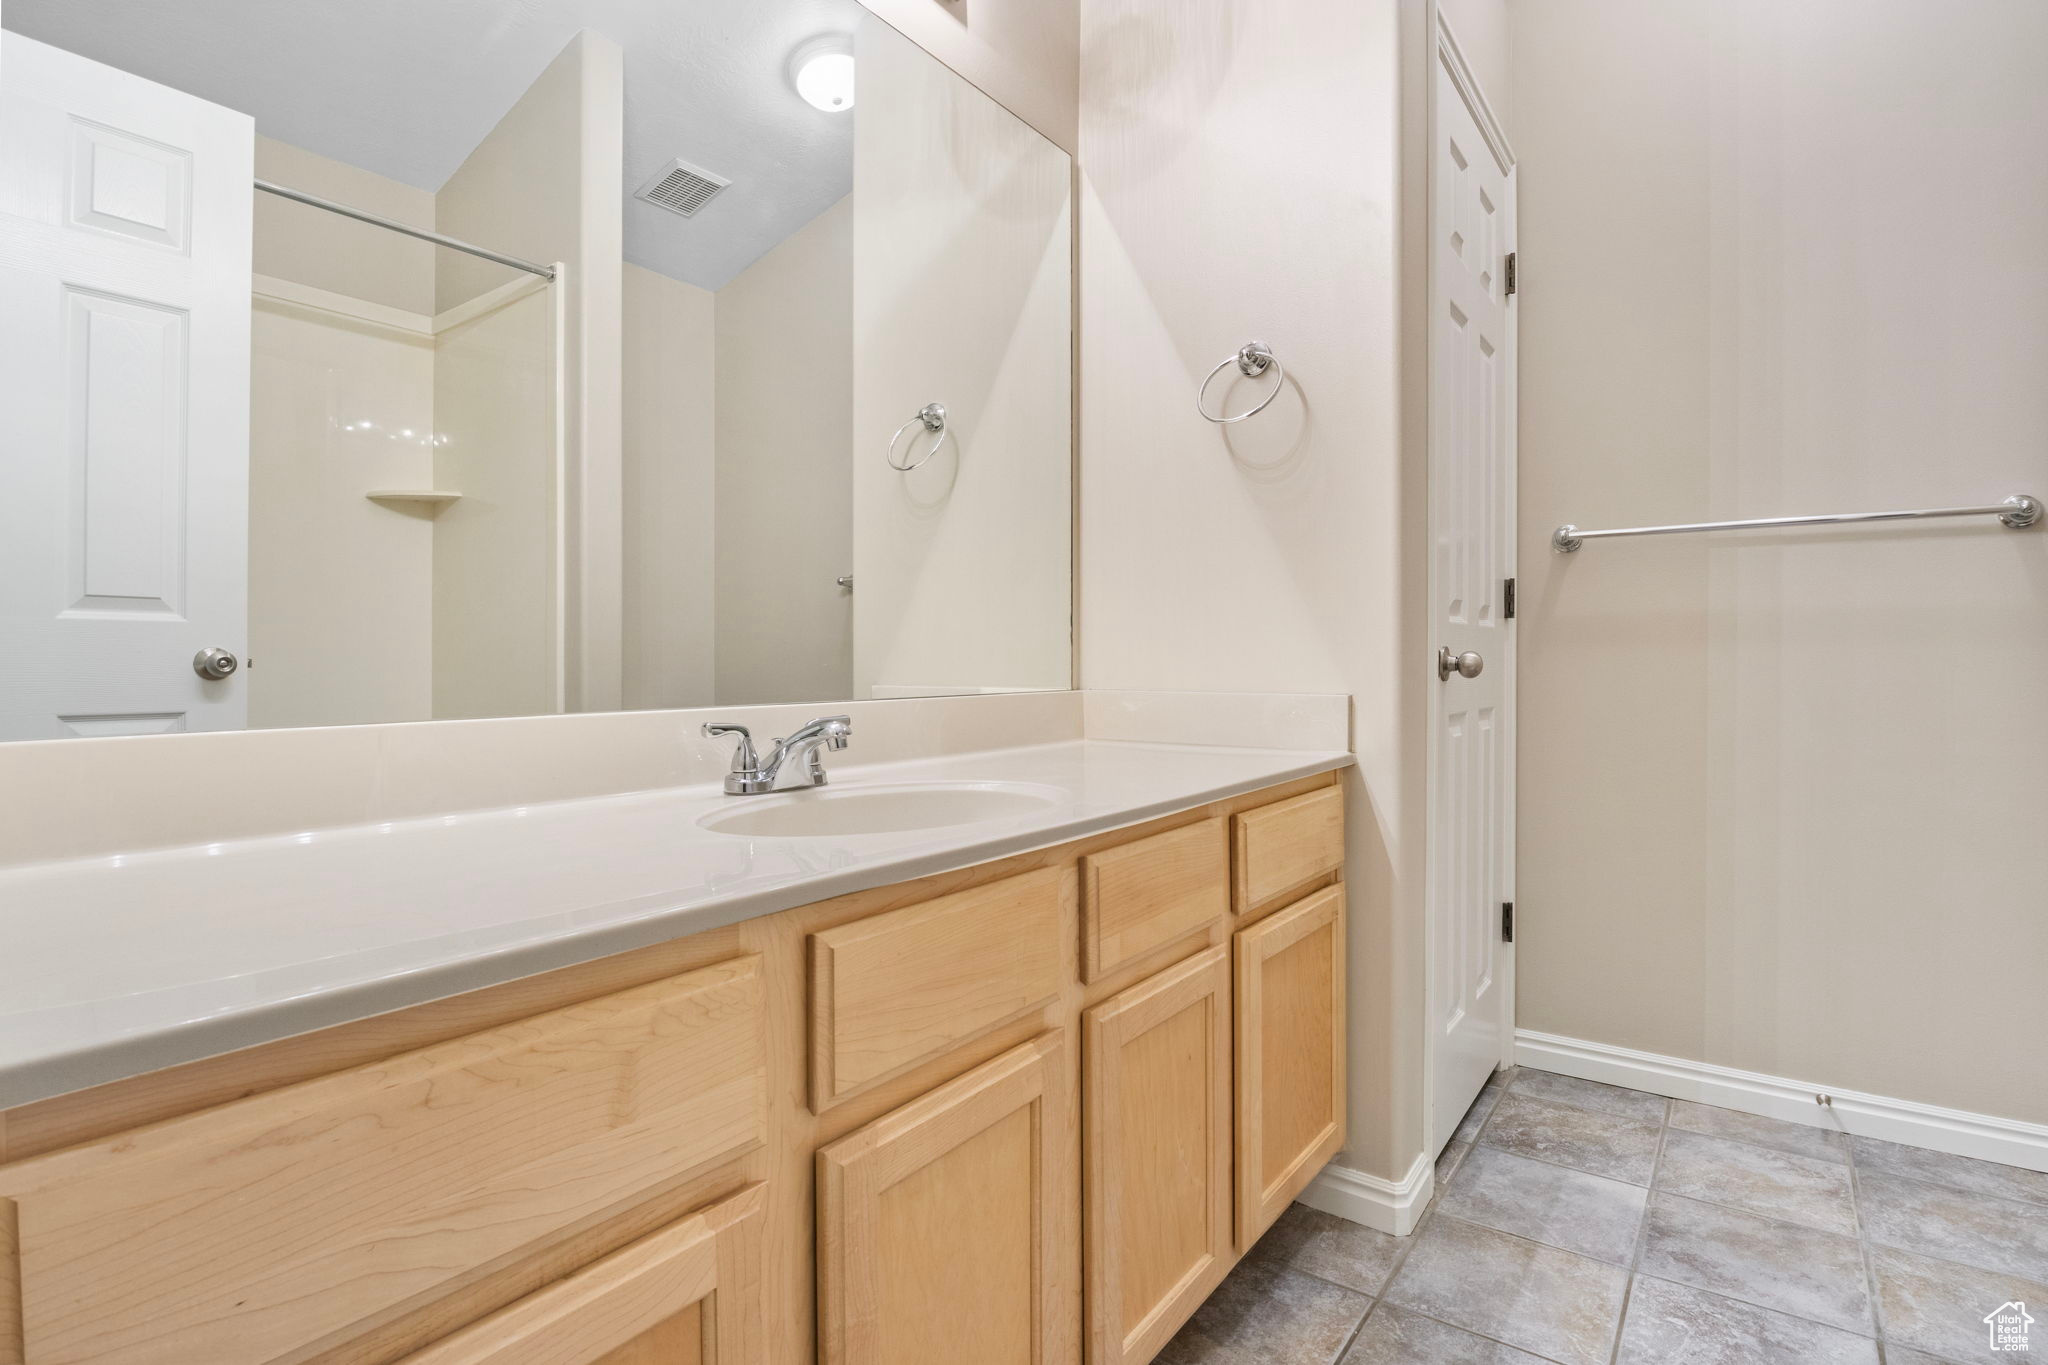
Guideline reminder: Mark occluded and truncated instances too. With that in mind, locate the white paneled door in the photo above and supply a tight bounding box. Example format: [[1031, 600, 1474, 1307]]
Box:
[[1428, 32, 1516, 1153], [0, 34, 252, 740]]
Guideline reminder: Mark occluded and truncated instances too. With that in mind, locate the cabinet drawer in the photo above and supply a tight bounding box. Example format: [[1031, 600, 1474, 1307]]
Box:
[[1232, 786, 1343, 916], [810, 866, 1070, 1111], [0, 957, 768, 1365], [1081, 818, 1228, 981], [399, 1184, 765, 1365]]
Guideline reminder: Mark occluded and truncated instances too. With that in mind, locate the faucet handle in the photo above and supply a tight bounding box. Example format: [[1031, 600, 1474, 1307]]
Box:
[[702, 722, 759, 774]]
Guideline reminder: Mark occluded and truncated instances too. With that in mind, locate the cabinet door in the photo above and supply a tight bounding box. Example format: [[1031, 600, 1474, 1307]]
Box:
[[1082, 946, 1232, 1365], [1234, 886, 1347, 1247], [816, 1032, 1077, 1365], [398, 1184, 764, 1365]]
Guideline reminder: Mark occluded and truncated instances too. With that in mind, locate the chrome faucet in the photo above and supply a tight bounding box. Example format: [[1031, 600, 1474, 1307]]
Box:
[[703, 716, 851, 795]]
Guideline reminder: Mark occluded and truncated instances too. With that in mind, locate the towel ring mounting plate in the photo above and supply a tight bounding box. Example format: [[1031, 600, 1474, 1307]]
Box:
[[887, 403, 948, 472], [1197, 341, 1283, 424]]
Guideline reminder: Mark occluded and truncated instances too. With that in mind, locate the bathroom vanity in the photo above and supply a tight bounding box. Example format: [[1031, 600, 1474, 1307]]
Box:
[[0, 753, 1348, 1365]]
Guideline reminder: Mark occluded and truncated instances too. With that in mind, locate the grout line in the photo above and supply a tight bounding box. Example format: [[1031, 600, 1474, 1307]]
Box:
[[1605, 1096, 1673, 1365], [1329, 1296, 1375, 1364], [1494, 1084, 1668, 1130], [1847, 1135, 1891, 1352], [1380, 1302, 1576, 1364], [1661, 1117, 1854, 1169], [1624, 1192, 1898, 1341], [1840, 1163, 2039, 1282], [1466, 1133, 1657, 1190], [1465, 1141, 1655, 1188], [1630, 1179, 1860, 1244], [1425, 1209, 1633, 1268]]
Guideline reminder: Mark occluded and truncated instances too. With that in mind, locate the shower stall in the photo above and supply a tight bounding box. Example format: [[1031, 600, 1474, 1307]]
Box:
[[246, 142, 566, 729]]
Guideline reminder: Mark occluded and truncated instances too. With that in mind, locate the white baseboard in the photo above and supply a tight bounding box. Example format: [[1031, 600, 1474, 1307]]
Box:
[[1298, 1151, 1434, 1236], [1516, 1029, 2048, 1175]]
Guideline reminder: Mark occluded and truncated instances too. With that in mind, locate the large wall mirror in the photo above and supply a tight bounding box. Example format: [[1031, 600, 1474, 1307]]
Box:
[[0, 1, 1073, 742]]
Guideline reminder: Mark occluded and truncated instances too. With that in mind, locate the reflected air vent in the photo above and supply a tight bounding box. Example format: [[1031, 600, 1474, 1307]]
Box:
[[635, 159, 730, 217]]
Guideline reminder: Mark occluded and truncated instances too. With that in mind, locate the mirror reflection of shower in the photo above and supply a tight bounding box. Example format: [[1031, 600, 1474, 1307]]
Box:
[[249, 168, 565, 731]]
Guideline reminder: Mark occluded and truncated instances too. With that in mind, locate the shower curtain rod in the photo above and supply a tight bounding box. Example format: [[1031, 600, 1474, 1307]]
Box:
[[255, 179, 558, 280]]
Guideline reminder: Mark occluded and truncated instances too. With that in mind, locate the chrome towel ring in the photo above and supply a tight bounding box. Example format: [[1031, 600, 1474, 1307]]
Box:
[[887, 403, 948, 471], [1196, 341, 1283, 424]]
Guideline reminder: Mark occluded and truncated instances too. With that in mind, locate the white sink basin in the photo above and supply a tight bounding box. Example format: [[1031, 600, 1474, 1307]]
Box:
[[697, 781, 1065, 839]]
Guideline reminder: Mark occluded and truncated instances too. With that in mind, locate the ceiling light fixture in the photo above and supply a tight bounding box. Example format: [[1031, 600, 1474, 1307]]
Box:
[[790, 36, 855, 113]]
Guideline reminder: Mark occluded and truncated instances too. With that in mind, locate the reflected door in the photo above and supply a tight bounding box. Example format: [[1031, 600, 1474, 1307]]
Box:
[[1428, 45, 1516, 1151], [0, 34, 252, 739]]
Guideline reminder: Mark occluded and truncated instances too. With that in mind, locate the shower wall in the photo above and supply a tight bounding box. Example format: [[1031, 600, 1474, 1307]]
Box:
[[247, 25, 584, 731], [248, 136, 436, 730], [431, 285, 559, 721], [429, 34, 607, 722], [438, 30, 623, 715]]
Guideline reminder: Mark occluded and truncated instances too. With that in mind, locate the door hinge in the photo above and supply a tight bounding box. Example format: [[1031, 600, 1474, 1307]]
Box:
[[1504, 251, 1517, 296], [1503, 577, 1517, 620], [1502, 901, 1515, 943]]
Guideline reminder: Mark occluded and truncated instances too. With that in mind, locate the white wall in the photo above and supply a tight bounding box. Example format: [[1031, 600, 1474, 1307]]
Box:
[[248, 137, 436, 730], [855, 0, 1078, 154], [255, 137, 435, 314], [1512, 0, 2048, 1125], [623, 263, 717, 710], [437, 30, 623, 714], [852, 15, 1072, 700], [1079, 0, 1423, 1181], [713, 198, 855, 706]]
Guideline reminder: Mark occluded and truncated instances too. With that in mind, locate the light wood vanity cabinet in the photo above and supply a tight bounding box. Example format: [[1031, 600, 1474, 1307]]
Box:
[[1232, 786, 1345, 920], [1233, 885, 1347, 1247], [1082, 947, 1233, 1365], [816, 1033, 1075, 1365], [809, 866, 1069, 1112], [0, 772, 1345, 1365], [396, 1184, 768, 1365], [1079, 818, 1229, 982], [0, 957, 769, 1365]]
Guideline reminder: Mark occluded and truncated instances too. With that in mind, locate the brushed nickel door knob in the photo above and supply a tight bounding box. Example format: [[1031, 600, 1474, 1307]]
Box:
[[1437, 647, 1483, 681], [193, 647, 239, 681]]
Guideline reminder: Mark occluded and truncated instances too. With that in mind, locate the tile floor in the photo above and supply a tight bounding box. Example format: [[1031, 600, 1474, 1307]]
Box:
[[1158, 1067, 2048, 1365]]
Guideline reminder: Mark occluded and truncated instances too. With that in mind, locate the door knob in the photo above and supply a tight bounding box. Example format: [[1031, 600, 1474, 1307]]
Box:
[[1437, 646, 1483, 681], [193, 647, 239, 681]]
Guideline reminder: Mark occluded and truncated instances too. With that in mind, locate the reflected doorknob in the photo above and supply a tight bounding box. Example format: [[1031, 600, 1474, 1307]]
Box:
[[193, 647, 240, 681], [1437, 646, 1483, 681]]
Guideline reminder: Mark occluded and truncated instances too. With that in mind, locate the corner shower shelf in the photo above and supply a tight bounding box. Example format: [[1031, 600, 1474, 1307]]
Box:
[[365, 490, 463, 511]]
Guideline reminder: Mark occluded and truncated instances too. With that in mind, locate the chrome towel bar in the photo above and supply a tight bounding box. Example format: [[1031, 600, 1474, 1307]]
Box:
[[1553, 494, 2041, 553]]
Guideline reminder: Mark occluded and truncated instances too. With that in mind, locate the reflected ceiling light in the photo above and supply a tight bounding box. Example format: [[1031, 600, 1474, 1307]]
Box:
[[791, 36, 855, 112]]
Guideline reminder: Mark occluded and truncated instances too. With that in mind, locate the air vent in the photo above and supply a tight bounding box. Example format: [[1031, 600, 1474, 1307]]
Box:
[[635, 159, 730, 218]]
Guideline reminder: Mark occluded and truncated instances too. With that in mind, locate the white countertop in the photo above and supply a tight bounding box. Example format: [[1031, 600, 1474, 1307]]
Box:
[[0, 740, 1351, 1108]]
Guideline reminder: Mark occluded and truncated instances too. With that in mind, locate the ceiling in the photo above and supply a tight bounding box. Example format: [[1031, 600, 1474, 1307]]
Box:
[[1, 0, 864, 289]]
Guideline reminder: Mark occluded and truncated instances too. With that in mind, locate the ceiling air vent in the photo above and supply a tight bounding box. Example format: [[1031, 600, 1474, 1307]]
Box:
[[635, 159, 730, 217]]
